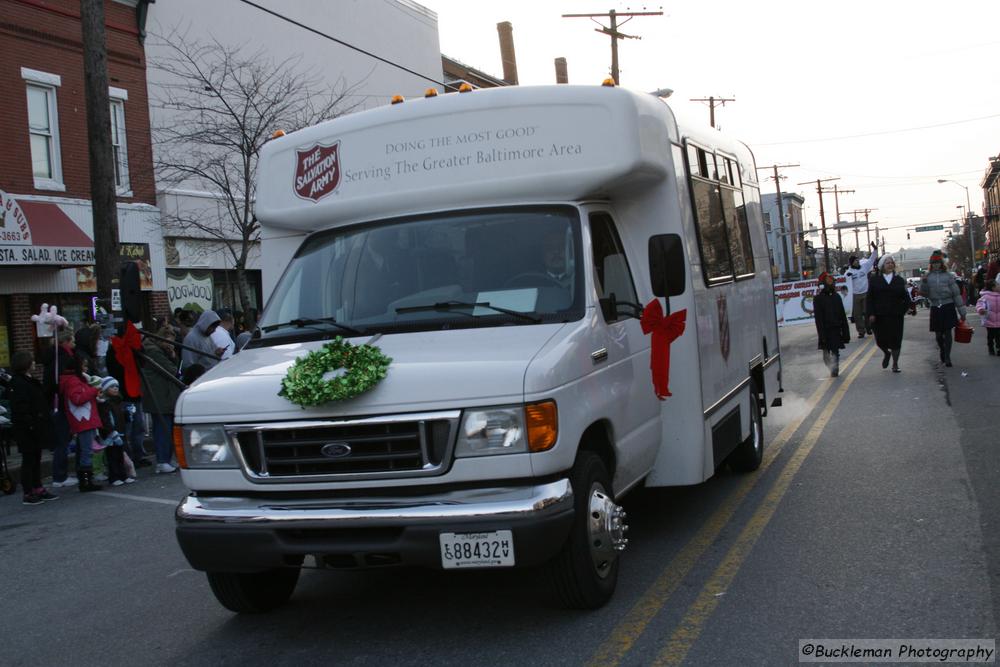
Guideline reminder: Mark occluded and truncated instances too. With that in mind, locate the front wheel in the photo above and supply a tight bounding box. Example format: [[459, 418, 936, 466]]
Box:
[[730, 386, 764, 472], [546, 451, 627, 609], [206, 567, 300, 613]]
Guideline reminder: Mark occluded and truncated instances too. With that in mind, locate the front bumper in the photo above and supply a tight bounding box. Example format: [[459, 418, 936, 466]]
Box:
[[175, 479, 575, 572]]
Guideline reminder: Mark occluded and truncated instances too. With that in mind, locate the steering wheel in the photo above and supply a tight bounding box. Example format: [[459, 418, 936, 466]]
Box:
[[504, 271, 564, 289]]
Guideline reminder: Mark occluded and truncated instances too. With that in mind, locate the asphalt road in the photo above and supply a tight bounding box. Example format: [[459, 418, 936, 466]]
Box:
[[1, 310, 996, 666]]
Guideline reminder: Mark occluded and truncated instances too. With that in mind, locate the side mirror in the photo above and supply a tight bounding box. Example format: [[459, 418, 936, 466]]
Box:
[[649, 234, 686, 297]]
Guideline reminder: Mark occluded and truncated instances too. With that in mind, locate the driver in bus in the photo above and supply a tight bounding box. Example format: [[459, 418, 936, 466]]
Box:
[[543, 229, 574, 289]]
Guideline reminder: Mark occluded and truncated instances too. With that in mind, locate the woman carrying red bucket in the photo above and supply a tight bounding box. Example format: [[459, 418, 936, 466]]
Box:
[[920, 250, 967, 367]]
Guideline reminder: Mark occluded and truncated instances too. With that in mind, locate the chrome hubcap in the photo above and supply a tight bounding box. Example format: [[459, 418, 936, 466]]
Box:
[[587, 484, 628, 578]]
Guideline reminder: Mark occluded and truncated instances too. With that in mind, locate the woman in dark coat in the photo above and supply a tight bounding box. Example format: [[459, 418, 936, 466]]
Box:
[[140, 324, 183, 473], [8, 351, 59, 504], [813, 272, 851, 377], [866, 255, 911, 372]]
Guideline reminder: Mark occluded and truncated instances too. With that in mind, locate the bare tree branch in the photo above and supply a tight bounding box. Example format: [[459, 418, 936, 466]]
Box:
[[150, 30, 364, 317]]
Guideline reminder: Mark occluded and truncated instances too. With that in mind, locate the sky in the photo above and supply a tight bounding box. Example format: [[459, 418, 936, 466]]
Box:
[[421, 0, 1000, 254]]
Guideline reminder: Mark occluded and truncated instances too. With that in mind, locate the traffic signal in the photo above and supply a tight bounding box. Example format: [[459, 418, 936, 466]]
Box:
[[119, 260, 143, 323]]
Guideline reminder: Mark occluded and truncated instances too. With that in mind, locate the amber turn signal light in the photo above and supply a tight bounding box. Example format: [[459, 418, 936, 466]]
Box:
[[526, 401, 558, 452], [173, 426, 187, 469]]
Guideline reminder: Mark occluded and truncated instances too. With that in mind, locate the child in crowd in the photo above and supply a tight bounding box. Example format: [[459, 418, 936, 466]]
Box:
[[8, 351, 59, 505], [58, 356, 103, 492], [975, 278, 1000, 356], [97, 377, 135, 486]]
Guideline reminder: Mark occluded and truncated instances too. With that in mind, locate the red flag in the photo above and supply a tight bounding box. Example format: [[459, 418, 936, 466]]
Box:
[[640, 300, 687, 400], [110, 321, 143, 397]]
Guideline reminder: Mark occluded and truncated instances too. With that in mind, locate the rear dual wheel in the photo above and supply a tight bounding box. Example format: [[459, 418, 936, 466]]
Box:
[[729, 386, 764, 472]]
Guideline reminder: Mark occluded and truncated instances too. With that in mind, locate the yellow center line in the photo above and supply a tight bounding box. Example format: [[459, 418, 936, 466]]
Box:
[[652, 342, 879, 666], [587, 339, 873, 667]]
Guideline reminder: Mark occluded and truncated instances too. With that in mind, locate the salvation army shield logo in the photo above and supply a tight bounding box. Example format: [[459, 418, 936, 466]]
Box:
[[294, 142, 341, 202], [717, 294, 730, 361]]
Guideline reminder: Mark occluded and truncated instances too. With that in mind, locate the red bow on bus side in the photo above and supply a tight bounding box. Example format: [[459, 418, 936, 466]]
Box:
[[110, 321, 143, 398], [640, 299, 687, 400]]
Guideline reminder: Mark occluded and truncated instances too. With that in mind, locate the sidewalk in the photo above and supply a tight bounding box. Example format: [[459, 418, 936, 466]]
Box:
[[2, 436, 154, 489]]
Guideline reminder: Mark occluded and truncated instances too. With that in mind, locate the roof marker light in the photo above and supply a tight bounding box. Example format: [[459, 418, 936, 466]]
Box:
[[391, 95, 405, 105], [271, 129, 286, 138], [602, 78, 617, 87], [458, 83, 474, 93], [425, 88, 439, 98]]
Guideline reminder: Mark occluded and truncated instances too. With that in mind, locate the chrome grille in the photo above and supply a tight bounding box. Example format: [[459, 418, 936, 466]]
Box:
[[229, 412, 459, 482]]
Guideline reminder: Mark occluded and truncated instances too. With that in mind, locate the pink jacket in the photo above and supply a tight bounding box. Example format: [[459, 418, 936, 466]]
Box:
[[59, 374, 102, 434], [976, 290, 1000, 328]]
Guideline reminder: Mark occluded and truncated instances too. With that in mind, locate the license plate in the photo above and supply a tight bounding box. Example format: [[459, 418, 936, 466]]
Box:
[[439, 530, 515, 569]]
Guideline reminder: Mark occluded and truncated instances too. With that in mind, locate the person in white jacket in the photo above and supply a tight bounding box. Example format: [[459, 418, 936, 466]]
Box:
[[844, 242, 879, 339]]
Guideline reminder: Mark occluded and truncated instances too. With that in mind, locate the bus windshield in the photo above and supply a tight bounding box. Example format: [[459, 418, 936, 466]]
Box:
[[254, 206, 584, 342]]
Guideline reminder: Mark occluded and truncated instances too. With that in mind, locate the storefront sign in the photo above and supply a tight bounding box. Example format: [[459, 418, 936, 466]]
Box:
[[774, 276, 851, 326], [166, 269, 214, 313], [77, 243, 153, 292], [0, 188, 95, 266]]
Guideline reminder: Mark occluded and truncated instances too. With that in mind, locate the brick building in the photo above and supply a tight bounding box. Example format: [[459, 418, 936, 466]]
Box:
[[0, 0, 164, 368], [982, 155, 1000, 261]]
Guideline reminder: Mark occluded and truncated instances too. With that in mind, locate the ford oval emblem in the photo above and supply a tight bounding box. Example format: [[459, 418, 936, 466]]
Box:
[[320, 442, 352, 458]]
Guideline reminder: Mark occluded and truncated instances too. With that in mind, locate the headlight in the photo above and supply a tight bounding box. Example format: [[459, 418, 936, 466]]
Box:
[[455, 406, 527, 457], [178, 425, 238, 469]]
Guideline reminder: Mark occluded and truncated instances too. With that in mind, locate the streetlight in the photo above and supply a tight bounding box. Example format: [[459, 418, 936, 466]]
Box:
[[938, 178, 976, 272]]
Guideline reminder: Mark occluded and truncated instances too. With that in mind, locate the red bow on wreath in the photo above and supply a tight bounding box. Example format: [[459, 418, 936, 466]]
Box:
[[110, 321, 143, 398], [640, 299, 687, 400]]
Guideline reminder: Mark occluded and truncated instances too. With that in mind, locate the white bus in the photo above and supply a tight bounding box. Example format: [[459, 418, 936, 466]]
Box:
[[173, 83, 782, 612]]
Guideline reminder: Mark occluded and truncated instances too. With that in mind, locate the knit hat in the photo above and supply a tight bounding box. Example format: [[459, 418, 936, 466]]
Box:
[[100, 376, 119, 393], [878, 254, 894, 271], [929, 249, 944, 263]]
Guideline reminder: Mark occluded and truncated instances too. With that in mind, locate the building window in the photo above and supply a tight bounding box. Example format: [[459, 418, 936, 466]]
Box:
[[110, 96, 131, 195], [23, 67, 64, 191]]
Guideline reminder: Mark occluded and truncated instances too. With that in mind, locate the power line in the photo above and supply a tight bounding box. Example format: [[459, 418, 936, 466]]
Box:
[[755, 113, 1000, 146], [236, 0, 452, 90]]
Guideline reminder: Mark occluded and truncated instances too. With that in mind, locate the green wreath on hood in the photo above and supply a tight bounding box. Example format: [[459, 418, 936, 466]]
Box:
[[279, 337, 392, 408]]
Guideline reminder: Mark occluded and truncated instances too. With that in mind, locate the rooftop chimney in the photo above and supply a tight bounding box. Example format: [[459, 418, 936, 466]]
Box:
[[554, 57, 568, 84], [496, 21, 519, 85]]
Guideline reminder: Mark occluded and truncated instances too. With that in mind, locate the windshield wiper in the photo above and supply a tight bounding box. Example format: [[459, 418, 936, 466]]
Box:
[[260, 317, 364, 336], [395, 301, 541, 323]]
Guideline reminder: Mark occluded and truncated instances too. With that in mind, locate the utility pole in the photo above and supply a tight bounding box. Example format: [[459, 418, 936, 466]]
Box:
[[562, 9, 662, 85], [830, 185, 855, 256], [799, 177, 839, 273], [80, 0, 120, 306], [757, 163, 799, 279], [690, 95, 736, 128]]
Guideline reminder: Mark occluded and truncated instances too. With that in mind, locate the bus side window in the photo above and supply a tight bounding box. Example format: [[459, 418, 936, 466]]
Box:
[[721, 185, 753, 276], [590, 213, 640, 322], [691, 176, 733, 282]]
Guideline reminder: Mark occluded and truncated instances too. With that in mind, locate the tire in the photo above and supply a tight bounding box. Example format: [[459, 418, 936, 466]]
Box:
[[730, 385, 764, 473], [546, 451, 625, 609], [206, 567, 300, 613]]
